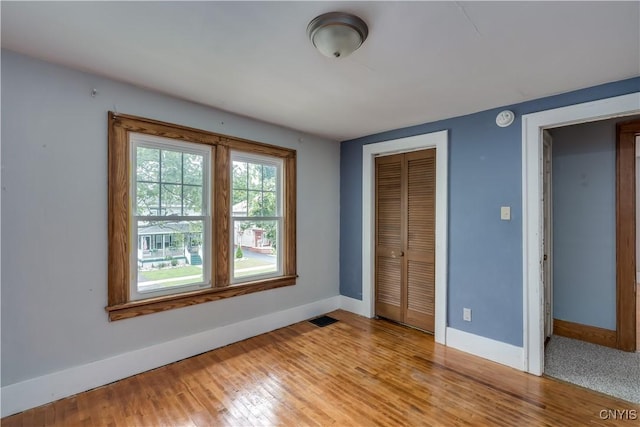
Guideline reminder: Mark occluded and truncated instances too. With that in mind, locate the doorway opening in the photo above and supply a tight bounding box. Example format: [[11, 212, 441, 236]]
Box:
[[544, 117, 639, 350], [540, 113, 640, 405], [522, 92, 640, 375]]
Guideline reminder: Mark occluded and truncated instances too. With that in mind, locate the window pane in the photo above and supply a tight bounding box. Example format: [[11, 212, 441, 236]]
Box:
[[263, 191, 277, 216], [183, 153, 204, 185], [183, 185, 203, 216], [137, 220, 205, 293], [248, 163, 263, 190], [161, 150, 182, 184], [232, 161, 247, 189], [233, 220, 278, 280], [161, 184, 182, 216], [263, 165, 277, 191], [136, 182, 159, 216], [248, 190, 262, 216], [137, 147, 160, 182], [232, 189, 248, 217]]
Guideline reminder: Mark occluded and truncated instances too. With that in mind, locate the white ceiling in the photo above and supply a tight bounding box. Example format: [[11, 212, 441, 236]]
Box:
[[2, 1, 639, 141]]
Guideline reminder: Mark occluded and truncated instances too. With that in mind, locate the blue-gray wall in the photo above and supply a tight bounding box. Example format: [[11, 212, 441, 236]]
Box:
[[550, 118, 634, 330], [340, 78, 640, 347]]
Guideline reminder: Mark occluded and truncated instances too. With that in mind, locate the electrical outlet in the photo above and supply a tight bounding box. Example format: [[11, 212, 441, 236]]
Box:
[[463, 308, 472, 322]]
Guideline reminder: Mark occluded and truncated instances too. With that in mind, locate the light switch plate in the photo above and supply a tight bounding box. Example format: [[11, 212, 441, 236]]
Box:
[[500, 206, 511, 221]]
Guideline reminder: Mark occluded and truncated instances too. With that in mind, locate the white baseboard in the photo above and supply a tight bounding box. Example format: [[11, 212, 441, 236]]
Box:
[[338, 302, 524, 371], [1, 296, 341, 417], [446, 327, 524, 371], [339, 295, 370, 317], [338, 299, 524, 371]]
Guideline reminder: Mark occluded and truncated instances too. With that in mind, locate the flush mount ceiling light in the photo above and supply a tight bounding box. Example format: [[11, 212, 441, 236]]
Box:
[[307, 12, 368, 58]]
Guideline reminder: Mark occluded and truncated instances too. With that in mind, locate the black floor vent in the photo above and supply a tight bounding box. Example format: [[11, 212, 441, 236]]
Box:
[[309, 315, 338, 327]]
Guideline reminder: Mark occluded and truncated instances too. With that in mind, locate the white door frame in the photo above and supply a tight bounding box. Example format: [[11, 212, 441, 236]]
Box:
[[521, 92, 640, 375], [542, 131, 553, 340], [362, 130, 448, 344]]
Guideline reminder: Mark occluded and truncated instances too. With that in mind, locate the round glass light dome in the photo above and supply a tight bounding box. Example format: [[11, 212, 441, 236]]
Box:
[[307, 12, 368, 59]]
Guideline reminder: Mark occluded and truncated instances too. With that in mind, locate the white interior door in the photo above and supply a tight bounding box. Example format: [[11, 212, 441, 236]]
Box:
[[543, 130, 553, 340]]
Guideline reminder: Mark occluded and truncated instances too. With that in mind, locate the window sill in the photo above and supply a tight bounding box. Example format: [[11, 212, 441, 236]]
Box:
[[106, 275, 297, 321]]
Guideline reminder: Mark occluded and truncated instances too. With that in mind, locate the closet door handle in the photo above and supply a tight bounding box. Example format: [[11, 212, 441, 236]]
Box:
[[390, 250, 405, 259]]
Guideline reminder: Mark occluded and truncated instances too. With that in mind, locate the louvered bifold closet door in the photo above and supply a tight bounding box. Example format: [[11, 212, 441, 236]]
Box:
[[375, 154, 404, 323], [404, 149, 436, 332]]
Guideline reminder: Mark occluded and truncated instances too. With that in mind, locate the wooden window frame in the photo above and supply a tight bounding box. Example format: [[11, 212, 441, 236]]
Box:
[[107, 112, 296, 321]]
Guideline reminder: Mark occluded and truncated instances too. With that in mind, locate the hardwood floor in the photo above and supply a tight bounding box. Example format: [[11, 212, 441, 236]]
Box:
[[3, 310, 639, 426]]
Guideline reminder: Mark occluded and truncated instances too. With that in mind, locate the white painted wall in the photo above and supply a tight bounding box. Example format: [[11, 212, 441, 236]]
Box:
[[0, 50, 340, 389], [550, 119, 618, 330]]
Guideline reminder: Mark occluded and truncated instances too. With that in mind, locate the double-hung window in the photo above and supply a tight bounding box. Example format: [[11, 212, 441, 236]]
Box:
[[130, 134, 212, 300], [231, 153, 282, 283], [107, 113, 297, 321]]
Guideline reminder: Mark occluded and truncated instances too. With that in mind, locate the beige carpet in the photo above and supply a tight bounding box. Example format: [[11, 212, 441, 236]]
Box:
[[544, 335, 640, 404]]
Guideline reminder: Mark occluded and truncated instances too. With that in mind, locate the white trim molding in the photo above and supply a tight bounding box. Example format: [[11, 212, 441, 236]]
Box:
[[361, 130, 448, 344], [0, 296, 341, 417], [446, 327, 524, 371], [339, 295, 369, 317], [521, 92, 640, 375]]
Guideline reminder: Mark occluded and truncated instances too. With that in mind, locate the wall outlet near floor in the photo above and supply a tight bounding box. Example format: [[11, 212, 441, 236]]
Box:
[[463, 308, 472, 322]]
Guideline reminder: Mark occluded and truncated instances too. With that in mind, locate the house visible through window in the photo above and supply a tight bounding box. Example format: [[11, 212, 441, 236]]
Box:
[[107, 112, 297, 321], [231, 153, 282, 282], [130, 134, 212, 300]]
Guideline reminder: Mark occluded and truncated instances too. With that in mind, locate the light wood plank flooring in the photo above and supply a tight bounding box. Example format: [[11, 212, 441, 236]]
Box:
[[3, 310, 639, 426]]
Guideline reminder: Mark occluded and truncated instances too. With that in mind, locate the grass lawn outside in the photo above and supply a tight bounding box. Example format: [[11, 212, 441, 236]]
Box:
[[138, 257, 278, 288], [140, 277, 204, 290], [139, 265, 203, 282], [234, 257, 273, 269], [234, 257, 277, 278], [235, 267, 277, 278]]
